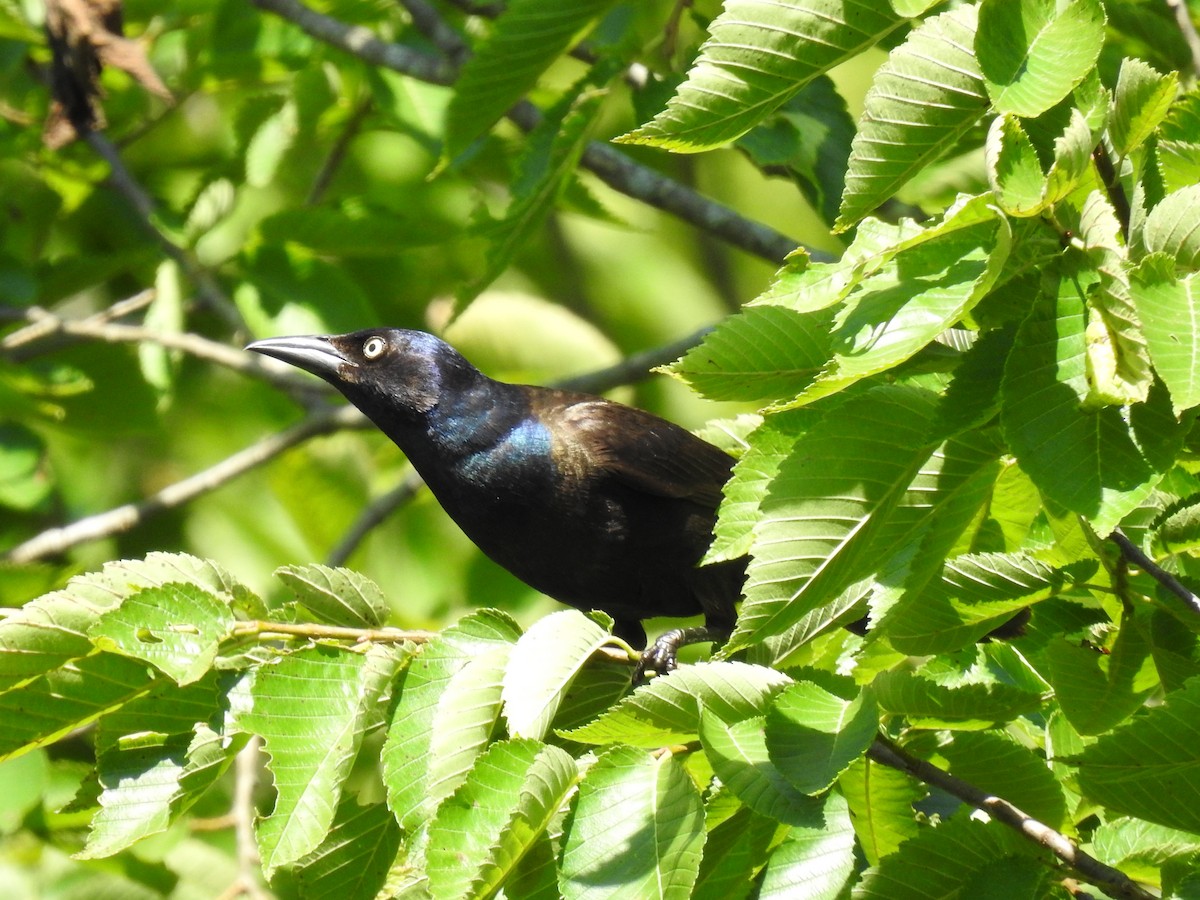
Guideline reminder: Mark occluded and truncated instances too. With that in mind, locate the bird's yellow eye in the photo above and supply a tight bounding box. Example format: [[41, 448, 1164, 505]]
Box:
[[363, 336, 387, 359]]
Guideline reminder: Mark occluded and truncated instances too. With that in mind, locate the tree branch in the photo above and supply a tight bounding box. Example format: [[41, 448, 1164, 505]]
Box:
[[2, 305, 320, 395], [250, 0, 809, 265], [2, 405, 367, 563], [1164, 0, 1200, 79], [1109, 528, 1200, 617], [867, 736, 1155, 900]]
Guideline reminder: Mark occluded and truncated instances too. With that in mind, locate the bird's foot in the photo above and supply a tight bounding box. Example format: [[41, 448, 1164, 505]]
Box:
[[632, 625, 731, 682]]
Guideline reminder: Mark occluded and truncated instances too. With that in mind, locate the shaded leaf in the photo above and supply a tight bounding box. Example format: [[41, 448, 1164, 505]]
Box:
[[559, 745, 704, 900]]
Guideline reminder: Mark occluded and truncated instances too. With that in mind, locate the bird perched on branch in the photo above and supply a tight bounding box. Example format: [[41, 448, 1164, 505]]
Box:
[[247, 329, 744, 677]]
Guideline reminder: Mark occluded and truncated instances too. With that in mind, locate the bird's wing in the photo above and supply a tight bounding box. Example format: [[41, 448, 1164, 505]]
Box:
[[559, 399, 734, 508]]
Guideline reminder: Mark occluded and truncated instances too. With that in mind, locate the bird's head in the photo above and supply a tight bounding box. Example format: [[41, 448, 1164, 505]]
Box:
[[247, 328, 480, 416]]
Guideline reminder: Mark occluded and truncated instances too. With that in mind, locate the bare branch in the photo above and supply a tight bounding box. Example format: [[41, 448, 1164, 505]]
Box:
[[234, 738, 268, 900], [868, 737, 1155, 900], [3, 405, 367, 564], [251, 0, 810, 264], [1109, 528, 1200, 617], [326, 470, 426, 566], [307, 95, 374, 206], [250, 0, 454, 84], [1165, 0, 1200, 79], [2, 305, 320, 394]]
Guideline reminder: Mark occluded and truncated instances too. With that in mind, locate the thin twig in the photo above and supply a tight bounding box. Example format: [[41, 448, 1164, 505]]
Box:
[[327, 470, 426, 566], [83, 131, 244, 331], [2, 306, 319, 394], [250, 0, 455, 84], [1165, 0, 1200, 80], [868, 736, 1155, 900], [234, 619, 437, 643], [233, 737, 267, 900], [552, 325, 709, 393], [1109, 528, 1200, 616], [306, 95, 374, 206], [1, 289, 156, 349], [251, 0, 808, 265], [2, 405, 367, 563]]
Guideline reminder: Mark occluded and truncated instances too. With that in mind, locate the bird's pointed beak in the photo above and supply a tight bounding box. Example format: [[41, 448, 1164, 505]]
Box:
[[245, 334, 355, 379]]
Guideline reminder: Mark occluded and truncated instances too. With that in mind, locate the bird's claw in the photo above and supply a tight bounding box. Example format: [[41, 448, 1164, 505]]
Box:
[[632, 629, 685, 682]]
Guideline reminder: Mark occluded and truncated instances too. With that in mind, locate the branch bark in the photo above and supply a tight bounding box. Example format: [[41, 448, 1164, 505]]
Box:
[[250, 0, 811, 265], [868, 736, 1155, 900], [3, 405, 367, 563]]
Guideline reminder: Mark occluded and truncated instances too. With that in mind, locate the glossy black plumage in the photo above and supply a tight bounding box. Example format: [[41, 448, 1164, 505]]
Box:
[[247, 328, 744, 674]]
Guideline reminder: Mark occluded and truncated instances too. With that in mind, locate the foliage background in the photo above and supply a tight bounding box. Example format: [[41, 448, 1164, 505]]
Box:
[[2, 0, 1200, 897]]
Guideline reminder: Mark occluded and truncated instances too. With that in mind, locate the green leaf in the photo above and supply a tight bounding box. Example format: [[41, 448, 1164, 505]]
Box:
[[0, 423, 50, 511], [383, 610, 521, 830], [1076, 675, 1200, 833], [90, 583, 236, 685], [426, 739, 577, 900], [884, 553, 1083, 656], [238, 244, 376, 338], [1143, 184, 1200, 269], [559, 745, 704, 900], [139, 261, 184, 402], [241, 644, 401, 875], [459, 80, 606, 308], [765, 680, 877, 795], [258, 203, 456, 255], [1078, 190, 1152, 407], [0, 553, 246, 694], [976, 0, 1106, 117], [1091, 817, 1200, 880], [872, 669, 1043, 729], [670, 303, 835, 403], [560, 662, 791, 747], [986, 114, 1046, 217], [1045, 615, 1157, 735], [246, 99, 298, 188], [1110, 58, 1178, 158], [501, 609, 615, 740], [700, 711, 821, 824], [444, 0, 619, 161], [1000, 261, 1184, 534], [271, 799, 403, 900], [756, 791, 856, 900], [838, 756, 923, 865], [727, 386, 939, 652], [0, 653, 165, 762], [791, 198, 1011, 406], [853, 810, 1038, 899], [706, 411, 804, 564], [1131, 254, 1200, 414], [692, 806, 778, 900], [621, 0, 902, 152], [275, 564, 389, 629], [836, 6, 988, 229], [81, 675, 241, 859], [940, 731, 1067, 829], [736, 77, 857, 227]]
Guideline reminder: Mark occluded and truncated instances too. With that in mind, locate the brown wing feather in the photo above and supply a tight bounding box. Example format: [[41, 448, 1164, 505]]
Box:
[[555, 399, 734, 508]]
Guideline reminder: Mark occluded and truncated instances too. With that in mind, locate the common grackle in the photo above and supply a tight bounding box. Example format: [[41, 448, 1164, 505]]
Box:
[[247, 328, 745, 676]]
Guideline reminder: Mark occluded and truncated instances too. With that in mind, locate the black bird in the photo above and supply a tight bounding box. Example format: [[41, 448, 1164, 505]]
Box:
[[247, 328, 745, 676]]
